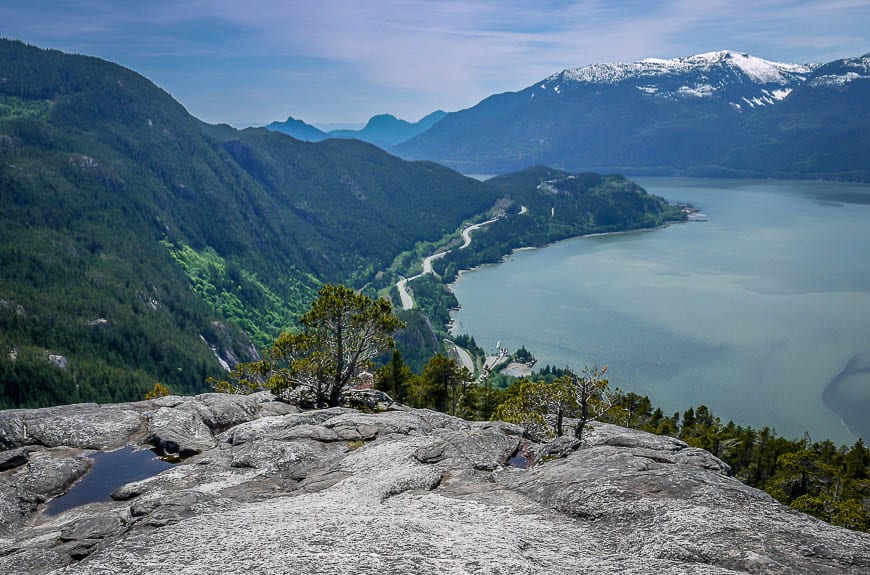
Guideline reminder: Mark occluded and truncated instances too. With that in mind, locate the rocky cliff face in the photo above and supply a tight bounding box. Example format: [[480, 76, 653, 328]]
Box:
[[1, 395, 868, 574]]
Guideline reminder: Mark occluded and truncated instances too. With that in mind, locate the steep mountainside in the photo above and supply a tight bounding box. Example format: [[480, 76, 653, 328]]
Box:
[[267, 110, 447, 149], [731, 53, 870, 180], [0, 40, 498, 407], [393, 50, 870, 180]]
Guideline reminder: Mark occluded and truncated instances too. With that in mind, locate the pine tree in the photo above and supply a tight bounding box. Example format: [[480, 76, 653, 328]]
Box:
[[375, 348, 413, 403], [212, 284, 402, 407]]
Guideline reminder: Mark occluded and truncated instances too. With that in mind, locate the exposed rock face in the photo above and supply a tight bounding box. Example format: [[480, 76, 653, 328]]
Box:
[[0, 447, 29, 471], [0, 403, 145, 451], [0, 397, 867, 574], [0, 448, 93, 535], [146, 405, 215, 457]]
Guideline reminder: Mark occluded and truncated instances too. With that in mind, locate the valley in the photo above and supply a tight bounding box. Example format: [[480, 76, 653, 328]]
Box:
[[0, 39, 498, 407]]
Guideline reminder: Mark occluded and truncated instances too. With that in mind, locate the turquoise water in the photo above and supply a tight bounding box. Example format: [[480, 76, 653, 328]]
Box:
[[451, 178, 870, 444]]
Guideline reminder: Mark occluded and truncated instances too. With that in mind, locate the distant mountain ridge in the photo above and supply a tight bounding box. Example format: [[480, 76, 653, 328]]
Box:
[[265, 116, 327, 141], [393, 50, 870, 180], [547, 50, 816, 110], [266, 110, 446, 149], [560, 50, 815, 83]]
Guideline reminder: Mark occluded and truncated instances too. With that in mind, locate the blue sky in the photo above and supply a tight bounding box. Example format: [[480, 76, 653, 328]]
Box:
[[1, 1, 867, 127]]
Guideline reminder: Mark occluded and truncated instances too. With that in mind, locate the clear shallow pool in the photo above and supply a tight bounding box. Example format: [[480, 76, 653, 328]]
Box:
[[451, 178, 870, 444], [45, 446, 173, 515]]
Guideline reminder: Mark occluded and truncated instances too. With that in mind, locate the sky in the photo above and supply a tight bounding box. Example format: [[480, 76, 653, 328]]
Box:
[[1, 1, 868, 128]]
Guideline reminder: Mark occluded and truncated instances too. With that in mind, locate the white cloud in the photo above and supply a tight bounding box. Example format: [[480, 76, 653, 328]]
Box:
[[1, 0, 867, 125]]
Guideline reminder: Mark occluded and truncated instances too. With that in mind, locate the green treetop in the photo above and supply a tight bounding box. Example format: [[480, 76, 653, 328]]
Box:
[[211, 284, 403, 407]]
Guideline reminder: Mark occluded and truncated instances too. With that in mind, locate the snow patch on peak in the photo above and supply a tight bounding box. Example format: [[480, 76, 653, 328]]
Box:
[[677, 84, 715, 98], [710, 51, 813, 83], [557, 50, 812, 86], [810, 72, 866, 87], [843, 54, 870, 72], [807, 54, 869, 87]]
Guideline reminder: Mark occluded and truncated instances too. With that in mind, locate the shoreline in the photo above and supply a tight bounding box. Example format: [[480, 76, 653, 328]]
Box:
[[445, 220, 682, 306], [441, 177, 869, 444]]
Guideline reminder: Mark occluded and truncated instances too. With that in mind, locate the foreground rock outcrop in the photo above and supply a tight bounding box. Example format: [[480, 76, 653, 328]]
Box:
[[0, 394, 868, 574]]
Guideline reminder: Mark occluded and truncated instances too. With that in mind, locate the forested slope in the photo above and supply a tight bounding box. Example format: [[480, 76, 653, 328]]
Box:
[[431, 167, 686, 282], [0, 39, 498, 407]]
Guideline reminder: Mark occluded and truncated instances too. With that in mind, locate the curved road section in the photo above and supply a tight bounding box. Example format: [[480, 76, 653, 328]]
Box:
[[394, 205, 528, 380], [397, 216, 501, 311], [444, 339, 475, 373]]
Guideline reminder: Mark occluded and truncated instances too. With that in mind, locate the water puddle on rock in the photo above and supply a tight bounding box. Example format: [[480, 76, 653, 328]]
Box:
[[507, 454, 530, 469], [507, 446, 532, 469], [44, 446, 174, 516]]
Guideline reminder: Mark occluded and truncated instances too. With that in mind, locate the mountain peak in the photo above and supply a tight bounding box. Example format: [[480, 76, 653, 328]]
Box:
[[554, 50, 815, 86], [807, 53, 870, 87], [265, 116, 327, 141], [685, 50, 815, 83], [267, 110, 447, 149], [364, 114, 407, 130]]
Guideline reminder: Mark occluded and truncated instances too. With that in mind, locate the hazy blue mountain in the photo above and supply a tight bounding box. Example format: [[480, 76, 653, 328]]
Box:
[[266, 110, 447, 148], [393, 51, 870, 181], [264, 116, 328, 141]]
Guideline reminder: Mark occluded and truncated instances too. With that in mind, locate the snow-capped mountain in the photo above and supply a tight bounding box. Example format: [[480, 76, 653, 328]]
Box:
[[553, 50, 814, 86], [536, 51, 817, 111], [807, 53, 870, 87], [393, 51, 869, 181]]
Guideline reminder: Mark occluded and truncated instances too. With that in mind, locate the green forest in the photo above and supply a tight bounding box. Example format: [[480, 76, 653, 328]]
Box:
[[432, 168, 685, 282], [0, 39, 497, 407]]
